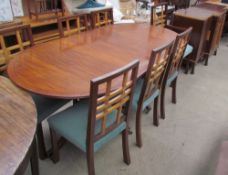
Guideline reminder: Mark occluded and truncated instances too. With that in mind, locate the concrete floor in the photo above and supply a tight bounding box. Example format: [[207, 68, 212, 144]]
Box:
[[26, 35, 228, 175]]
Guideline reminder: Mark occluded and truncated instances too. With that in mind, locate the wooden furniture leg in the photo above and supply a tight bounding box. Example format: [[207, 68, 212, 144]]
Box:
[[153, 97, 159, 126], [171, 77, 177, 104], [136, 107, 143, 148], [30, 138, 39, 175], [122, 129, 131, 165], [37, 123, 47, 160]]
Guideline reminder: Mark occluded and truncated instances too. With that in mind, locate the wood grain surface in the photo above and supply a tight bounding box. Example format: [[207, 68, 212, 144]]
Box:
[[7, 24, 176, 99], [0, 76, 37, 175]]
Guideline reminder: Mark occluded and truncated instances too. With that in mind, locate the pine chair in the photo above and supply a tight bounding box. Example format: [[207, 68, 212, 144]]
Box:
[[58, 14, 88, 37], [90, 8, 114, 28], [48, 60, 139, 175], [133, 40, 174, 148], [150, 2, 168, 27], [160, 27, 192, 119], [0, 24, 33, 72]]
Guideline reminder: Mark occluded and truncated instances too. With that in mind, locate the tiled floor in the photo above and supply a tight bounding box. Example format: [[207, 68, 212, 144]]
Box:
[[26, 34, 228, 175]]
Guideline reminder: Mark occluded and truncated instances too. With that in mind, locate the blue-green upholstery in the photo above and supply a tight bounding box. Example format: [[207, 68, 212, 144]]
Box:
[[166, 71, 178, 86], [48, 99, 126, 152], [132, 79, 160, 111], [77, 0, 105, 9], [31, 93, 69, 123], [183, 44, 193, 58]]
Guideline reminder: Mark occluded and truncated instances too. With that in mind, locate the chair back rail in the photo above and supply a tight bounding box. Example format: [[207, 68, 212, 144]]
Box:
[[151, 2, 168, 27], [91, 8, 114, 28], [139, 40, 174, 104], [87, 60, 139, 145], [58, 14, 88, 37], [168, 27, 192, 76], [0, 24, 33, 68]]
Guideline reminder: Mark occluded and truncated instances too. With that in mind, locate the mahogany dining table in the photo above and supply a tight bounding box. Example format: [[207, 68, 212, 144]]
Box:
[[0, 76, 39, 175], [7, 24, 177, 99]]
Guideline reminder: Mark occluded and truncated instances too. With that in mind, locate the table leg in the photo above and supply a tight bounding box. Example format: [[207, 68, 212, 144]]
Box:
[[30, 138, 39, 175]]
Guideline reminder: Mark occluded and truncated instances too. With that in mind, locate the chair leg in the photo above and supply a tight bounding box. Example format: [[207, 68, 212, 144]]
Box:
[[171, 78, 177, 104], [30, 138, 39, 175], [136, 107, 143, 148], [153, 97, 159, 127], [36, 123, 47, 160], [86, 147, 95, 175], [160, 86, 166, 120], [122, 129, 131, 165], [214, 49, 217, 56], [185, 61, 189, 74], [191, 63, 195, 74], [204, 55, 209, 66], [50, 128, 60, 163]]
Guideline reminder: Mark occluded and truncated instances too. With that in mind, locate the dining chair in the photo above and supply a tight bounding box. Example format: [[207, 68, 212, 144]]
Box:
[[160, 27, 192, 119], [58, 14, 88, 37], [151, 10, 194, 74], [0, 24, 70, 159], [133, 40, 174, 148], [32, 93, 69, 160], [48, 60, 139, 175], [166, 25, 194, 74], [0, 24, 33, 72], [90, 8, 114, 28], [150, 2, 168, 27]]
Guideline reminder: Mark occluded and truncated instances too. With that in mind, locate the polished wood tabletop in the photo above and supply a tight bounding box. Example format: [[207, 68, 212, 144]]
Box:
[[8, 24, 176, 99], [174, 6, 220, 20], [0, 76, 37, 175]]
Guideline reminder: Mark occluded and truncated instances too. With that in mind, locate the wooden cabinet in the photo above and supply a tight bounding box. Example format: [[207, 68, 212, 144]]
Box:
[[173, 4, 227, 65]]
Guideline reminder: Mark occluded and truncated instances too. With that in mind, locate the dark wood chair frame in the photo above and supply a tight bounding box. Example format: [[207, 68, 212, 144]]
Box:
[[150, 2, 168, 27], [58, 14, 89, 37], [136, 40, 174, 147], [160, 26, 192, 119], [0, 24, 34, 72], [90, 8, 114, 29], [50, 60, 139, 175]]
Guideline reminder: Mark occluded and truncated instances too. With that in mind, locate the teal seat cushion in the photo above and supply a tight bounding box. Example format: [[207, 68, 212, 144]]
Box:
[[183, 44, 193, 58], [166, 71, 178, 86], [132, 79, 160, 111], [48, 99, 126, 152], [31, 93, 69, 123]]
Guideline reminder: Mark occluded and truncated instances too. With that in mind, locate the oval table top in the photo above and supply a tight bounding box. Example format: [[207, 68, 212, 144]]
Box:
[[0, 76, 37, 175], [8, 24, 177, 99]]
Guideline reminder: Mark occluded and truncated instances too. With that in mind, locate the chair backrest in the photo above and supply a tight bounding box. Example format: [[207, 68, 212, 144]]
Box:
[[138, 40, 174, 105], [167, 27, 192, 76], [58, 14, 88, 37], [150, 2, 168, 27], [87, 60, 139, 146], [90, 8, 114, 28], [0, 24, 33, 68]]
